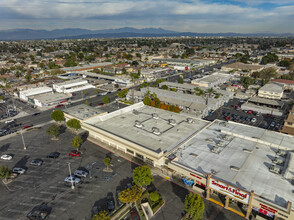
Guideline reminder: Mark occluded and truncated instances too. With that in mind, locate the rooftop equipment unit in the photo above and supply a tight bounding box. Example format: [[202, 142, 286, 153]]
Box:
[[269, 164, 281, 174], [211, 146, 221, 154], [168, 119, 176, 126], [272, 157, 285, 165], [152, 127, 161, 135], [152, 113, 159, 119], [277, 149, 287, 157], [187, 118, 194, 124], [135, 120, 143, 128]]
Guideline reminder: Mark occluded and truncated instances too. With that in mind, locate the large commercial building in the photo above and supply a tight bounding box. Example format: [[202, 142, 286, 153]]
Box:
[[19, 86, 52, 101], [53, 79, 95, 93], [64, 103, 294, 220], [191, 72, 232, 88], [221, 62, 264, 73], [151, 58, 216, 67]]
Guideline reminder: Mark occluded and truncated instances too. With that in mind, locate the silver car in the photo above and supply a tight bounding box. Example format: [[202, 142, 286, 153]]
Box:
[[30, 159, 43, 166], [12, 167, 26, 174], [64, 175, 81, 184], [74, 169, 89, 178]]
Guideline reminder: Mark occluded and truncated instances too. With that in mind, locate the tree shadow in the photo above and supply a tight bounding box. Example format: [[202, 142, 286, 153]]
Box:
[[81, 131, 89, 142], [119, 177, 134, 189], [0, 143, 10, 153], [59, 125, 67, 135]]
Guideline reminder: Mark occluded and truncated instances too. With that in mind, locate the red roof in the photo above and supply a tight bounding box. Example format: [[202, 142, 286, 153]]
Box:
[[271, 79, 294, 85]]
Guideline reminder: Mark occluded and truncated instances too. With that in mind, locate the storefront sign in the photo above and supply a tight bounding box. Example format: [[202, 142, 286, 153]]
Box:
[[252, 207, 275, 218], [259, 204, 277, 214], [209, 179, 249, 204], [190, 173, 202, 179]]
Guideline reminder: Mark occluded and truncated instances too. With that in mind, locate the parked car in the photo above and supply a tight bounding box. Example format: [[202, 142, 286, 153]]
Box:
[[247, 110, 253, 114], [1, 154, 13, 160], [64, 175, 81, 184], [12, 167, 26, 174], [69, 150, 81, 157], [107, 195, 115, 212], [47, 152, 60, 159], [251, 118, 257, 123], [23, 124, 33, 129], [55, 104, 63, 108], [30, 159, 43, 166], [74, 169, 89, 178], [32, 112, 40, 116], [5, 119, 15, 124], [26, 202, 51, 220], [276, 123, 281, 129], [91, 205, 101, 216], [270, 122, 276, 127]]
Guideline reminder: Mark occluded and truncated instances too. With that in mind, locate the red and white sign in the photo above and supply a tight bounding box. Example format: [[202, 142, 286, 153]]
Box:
[[210, 179, 249, 204]]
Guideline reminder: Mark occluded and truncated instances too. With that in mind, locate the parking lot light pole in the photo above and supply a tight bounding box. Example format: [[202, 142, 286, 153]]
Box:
[[68, 162, 75, 189], [20, 129, 27, 150]]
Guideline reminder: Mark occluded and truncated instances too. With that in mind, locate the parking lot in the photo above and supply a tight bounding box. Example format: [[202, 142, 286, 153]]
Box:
[[0, 124, 134, 219], [205, 98, 285, 131]]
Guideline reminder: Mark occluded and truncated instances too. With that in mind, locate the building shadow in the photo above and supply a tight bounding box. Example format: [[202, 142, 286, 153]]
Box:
[[0, 143, 10, 153], [14, 155, 30, 169]]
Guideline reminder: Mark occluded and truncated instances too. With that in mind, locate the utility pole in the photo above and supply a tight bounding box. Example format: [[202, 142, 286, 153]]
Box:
[[67, 162, 75, 189], [20, 129, 27, 150]]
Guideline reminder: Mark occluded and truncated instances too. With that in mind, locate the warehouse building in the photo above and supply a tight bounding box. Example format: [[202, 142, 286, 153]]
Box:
[[53, 79, 95, 93], [191, 72, 232, 88], [19, 86, 52, 101], [64, 103, 294, 220]]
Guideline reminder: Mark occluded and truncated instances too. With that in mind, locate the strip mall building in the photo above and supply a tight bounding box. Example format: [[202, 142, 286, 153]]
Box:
[[64, 102, 294, 220]]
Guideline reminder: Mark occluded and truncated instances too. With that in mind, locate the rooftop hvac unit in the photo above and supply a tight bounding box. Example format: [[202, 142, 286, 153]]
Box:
[[277, 149, 287, 157], [243, 149, 252, 153], [135, 120, 143, 128], [186, 118, 194, 124], [132, 109, 139, 115], [206, 138, 214, 143], [269, 164, 281, 174], [189, 153, 198, 157], [211, 146, 221, 154], [152, 127, 161, 135], [230, 166, 240, 171], [152, 113, 159, 119], [223, 135, 233, 141], [217, 140, 226, 147], [272, 157, 285, 165], [168, 119, 176, 126]]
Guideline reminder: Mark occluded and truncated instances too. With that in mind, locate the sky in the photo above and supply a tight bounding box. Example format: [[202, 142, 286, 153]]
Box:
[[0, 0, 294, 33]]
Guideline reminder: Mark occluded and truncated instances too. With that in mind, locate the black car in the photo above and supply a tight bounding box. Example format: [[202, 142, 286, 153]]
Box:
[[26, 202, 51, 220], [32, 112, 40, 116], [107, 195, 115, 212], [47, 152, 60, 159]]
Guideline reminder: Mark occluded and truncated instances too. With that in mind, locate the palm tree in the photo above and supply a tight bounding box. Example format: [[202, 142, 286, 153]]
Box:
[[207, 88, 215, 97]]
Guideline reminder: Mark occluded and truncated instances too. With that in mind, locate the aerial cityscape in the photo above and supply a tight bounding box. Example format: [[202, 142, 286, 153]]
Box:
[[0, 1, 294, 220]]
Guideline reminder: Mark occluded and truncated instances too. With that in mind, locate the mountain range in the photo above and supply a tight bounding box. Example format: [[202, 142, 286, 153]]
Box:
[[0, 27, 293, 41]]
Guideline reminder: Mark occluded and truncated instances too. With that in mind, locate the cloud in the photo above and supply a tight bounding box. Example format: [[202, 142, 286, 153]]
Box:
[[0, 0, 293, 33]]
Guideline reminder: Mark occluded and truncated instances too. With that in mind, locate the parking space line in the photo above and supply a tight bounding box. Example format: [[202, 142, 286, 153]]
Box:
[[40, 191, 55, 195], [57, 199, 75, 204], [19, 202, 39, 206], [30, 196, 49, 201], [7, 209, 27, 214]]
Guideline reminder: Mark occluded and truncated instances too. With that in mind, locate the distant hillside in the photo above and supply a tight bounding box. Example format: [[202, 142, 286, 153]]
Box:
[[0, 27, 293, 40]]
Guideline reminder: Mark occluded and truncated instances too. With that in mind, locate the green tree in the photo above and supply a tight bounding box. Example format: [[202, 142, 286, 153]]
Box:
[[25, 74, 32, 82], [0, 166, 11, 180], [143, 96, 151, 106], [240, 77, 254, 89], [85, 100, 89, 105], [161, 85, 168, 90], [71, 136, 83, 150], [46, 124, 60, 139], [184, 193, 205, 220], [51, 110, 65, 122], [103, 157, 111, 170], [119, 185, 143, 204], [149, 191, 160, 202], [66, 118, 81, 130], [103, 96, 110, 104], [207, 88, 215, 97], [92, 210, 110, 220], [178, 77, 184, 84], [133, 165, 154, 188], [260, 52, 279, 65]]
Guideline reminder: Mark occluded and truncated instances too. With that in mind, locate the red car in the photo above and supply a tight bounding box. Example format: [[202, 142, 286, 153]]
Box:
[[247, 110, 253, 114], [69, 150, 81, 157], [55, 104, 64, 108], [225, 116, 230, 121], [23, 125, 33, 129]]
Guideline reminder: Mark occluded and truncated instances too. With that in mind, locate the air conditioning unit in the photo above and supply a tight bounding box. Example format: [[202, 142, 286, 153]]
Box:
[[277, 149, 287, 157], [211, 146, 221, 154], [272, 157, 285, 165], [269, 164, 281, 174]]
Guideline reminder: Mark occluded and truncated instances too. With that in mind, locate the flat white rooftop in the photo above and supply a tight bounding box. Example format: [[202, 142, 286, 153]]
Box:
[[172, 120, 294, 209], [83, 103, 210, 153]]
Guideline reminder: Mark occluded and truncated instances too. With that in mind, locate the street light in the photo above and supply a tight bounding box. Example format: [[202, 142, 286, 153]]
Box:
[[67, 162, 75, 189], [20, 129, 27, 150]]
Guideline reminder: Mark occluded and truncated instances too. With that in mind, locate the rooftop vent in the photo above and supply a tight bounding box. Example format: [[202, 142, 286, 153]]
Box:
[[211, 146, 221, 154], [277, 149, 287, 157], [135, 120, 143, 128], [206, 138, 214, 143], [272, 157, 285, 165], [152, 127, 161, 135], [217, 140, 226, 147], [189, 153, 198, 157], [152, 113, 159, 119], [187, 118, 194, 124], [230, 166, 240, 171], [269, 164, 281, 174], [168, 119, 176, 126], [243, 149, 253, 153], [132, 109, 139, 115]]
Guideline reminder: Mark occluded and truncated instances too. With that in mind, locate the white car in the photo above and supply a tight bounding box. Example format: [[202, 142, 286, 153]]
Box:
[[251, 118, 257, 123], [64, 175, 81, 184], [12, 167, 26, 174], [5, 119, 15, 124], [1, 154, 13, 160]]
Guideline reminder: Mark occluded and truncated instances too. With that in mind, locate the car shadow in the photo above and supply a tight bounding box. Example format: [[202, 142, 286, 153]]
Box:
[[0, 143, 10, 153], [14, 155, 30, 169]]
